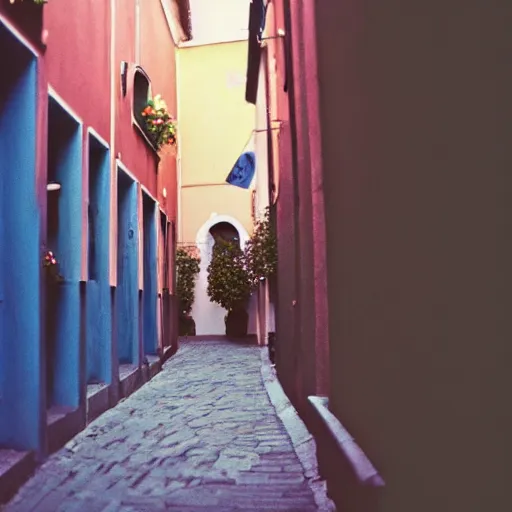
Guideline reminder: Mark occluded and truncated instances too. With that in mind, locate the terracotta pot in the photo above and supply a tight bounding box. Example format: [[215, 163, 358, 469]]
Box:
[[179, 315, 196, 336], [225, 307, 248, 337]]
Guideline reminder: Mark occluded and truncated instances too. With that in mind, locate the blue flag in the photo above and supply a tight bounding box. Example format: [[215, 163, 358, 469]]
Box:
[[226, 130, 257, 190]]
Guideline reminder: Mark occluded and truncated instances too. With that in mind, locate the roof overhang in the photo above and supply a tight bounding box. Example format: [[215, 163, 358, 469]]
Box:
[[245, 0, 267, 104], [161, 0, 192, 45]]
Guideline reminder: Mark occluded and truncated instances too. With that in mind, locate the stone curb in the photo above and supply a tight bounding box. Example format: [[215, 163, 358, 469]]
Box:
[[259, 348, 337, 512]]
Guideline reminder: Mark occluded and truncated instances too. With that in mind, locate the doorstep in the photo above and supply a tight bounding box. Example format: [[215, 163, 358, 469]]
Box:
[[86, 383, 110, 424], [162, 344, 176, 363], [142, 355, 161, 382], [46, 405, 83, 455], [179, 334, 258, 345], [118, 364, 141, 399], [0, 449, 35, 504], [149, 356, 160, 378]]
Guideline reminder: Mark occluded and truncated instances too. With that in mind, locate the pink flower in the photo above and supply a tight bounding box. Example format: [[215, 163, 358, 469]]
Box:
[[51, 258, 56, 265]]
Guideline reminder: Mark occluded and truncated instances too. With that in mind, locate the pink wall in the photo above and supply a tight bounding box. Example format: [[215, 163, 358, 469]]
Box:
[[265, 0, 330, 410], [44, 0, 111, 141], [265, 0, 300, 404], [113, 0, 178, 217], [298, 0, 329, 397], [43, 0, 178, 276], [114, 0, 157, 199], [140, 4, 178, 219]]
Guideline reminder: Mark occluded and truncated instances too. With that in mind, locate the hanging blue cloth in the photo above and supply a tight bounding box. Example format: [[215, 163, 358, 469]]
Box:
[[225, 151, 256, 189]]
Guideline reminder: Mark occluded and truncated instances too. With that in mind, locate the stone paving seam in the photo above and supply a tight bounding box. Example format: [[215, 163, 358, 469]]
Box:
[[259, 347, 337, 512]]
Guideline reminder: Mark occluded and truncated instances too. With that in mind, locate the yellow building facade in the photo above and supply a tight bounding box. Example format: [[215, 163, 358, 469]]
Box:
[[177, 40, 259, 335]]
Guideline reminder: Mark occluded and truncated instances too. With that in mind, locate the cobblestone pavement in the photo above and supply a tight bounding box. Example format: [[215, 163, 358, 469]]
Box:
[[3, 340, 320, 511]]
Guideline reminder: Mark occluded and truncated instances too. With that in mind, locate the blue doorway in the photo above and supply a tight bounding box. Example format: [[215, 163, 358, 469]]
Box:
[[45, 95, 82, 410], [117, 167, 139, 365], [0, 23, 40, 451], [142, 193, 158, 356], [86, 133, 111, 385]]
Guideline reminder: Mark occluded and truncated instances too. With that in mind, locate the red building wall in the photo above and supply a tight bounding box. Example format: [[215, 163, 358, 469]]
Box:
[[263, 0, 329, 414], [39, 0, 179, 283], [140, 3, 178, 219], [114, 0, 154, 194], [113, 0, 178, 216], [0, 0, 183, 473], [44, 0, 111, 142]]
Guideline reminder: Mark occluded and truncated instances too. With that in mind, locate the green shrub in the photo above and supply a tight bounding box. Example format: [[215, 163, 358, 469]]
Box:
[[207, 240, 251, 312], [176, 248, 200, 315], [244, 207, 277, 290]]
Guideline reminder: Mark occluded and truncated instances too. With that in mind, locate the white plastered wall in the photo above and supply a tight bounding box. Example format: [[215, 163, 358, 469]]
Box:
[[254, 46, 275, 344], [192, 213, 258, 335]]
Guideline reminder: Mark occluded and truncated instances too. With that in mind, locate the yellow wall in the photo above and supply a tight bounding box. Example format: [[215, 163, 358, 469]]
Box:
[[177, 40, 256, 245], [180, 186, 253, 247]]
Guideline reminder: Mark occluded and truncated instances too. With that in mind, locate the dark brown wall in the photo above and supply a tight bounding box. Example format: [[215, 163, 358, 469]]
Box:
[[315, 1, 512, 511]]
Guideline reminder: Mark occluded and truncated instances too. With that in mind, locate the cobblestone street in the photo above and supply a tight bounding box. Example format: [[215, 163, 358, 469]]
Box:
[[3, 341, 326, 512]]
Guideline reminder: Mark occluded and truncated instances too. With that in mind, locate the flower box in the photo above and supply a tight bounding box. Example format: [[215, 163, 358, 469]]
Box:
[[140, 95, 177, 152]]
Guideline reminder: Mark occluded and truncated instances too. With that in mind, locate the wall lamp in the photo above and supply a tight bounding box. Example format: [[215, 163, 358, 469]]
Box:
[[47, 182, 61, 192], [120, 61, 128, 97]]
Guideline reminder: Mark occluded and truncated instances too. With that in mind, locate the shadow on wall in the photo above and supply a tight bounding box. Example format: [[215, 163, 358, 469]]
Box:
[[86, 133, 111, 387], [142, 192, 158, 357], [116, 168, 139, 366], [45, 96, 82, 411]]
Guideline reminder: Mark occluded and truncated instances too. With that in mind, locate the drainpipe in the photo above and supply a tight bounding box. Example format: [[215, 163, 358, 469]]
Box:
[[109, 0, 117, 288]]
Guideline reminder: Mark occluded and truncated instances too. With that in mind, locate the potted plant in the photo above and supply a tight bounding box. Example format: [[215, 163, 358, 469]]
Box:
[[176, 247, 200, 336], [207, 239, 252, 337], [140, 94, 177, 151]]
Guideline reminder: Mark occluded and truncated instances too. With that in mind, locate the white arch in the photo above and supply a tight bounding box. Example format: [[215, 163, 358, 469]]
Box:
[[191, 213, 257, 336], [195, 213, 250, 249]]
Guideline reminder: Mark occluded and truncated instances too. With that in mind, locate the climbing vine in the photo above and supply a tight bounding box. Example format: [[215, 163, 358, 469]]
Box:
[[244, 207, 277, 290], [176, 248, 200, 315]]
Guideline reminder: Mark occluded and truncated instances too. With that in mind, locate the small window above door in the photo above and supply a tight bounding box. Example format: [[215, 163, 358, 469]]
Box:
[[133, 67, 152, 131]]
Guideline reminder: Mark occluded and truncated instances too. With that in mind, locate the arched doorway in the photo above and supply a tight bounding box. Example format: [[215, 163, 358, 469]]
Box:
[[192, 215, 257, 335], [209, 222, 240, 247]]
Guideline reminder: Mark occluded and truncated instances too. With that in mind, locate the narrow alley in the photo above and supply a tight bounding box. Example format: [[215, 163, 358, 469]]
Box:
[[1, 1, 509, 510], [2, 341, 325, 512]]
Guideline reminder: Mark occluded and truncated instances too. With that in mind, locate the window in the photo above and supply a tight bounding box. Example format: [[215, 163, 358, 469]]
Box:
[[133, 67, 151, 130]]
